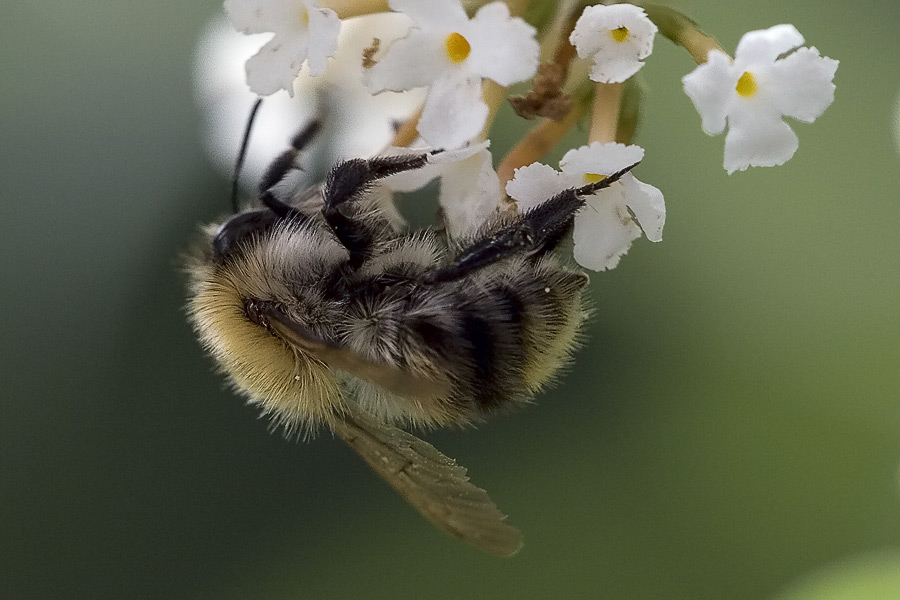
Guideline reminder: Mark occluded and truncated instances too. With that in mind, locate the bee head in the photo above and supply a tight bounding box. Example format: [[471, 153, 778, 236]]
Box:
[[212, 209, 282, 260]]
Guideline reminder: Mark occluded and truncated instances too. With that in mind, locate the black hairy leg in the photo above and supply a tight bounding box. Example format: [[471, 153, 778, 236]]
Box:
[[426, 162, 640, 283], [215, 119, 326, 258], [257, 120, 324, 220], [322, 153, 430, 266], [258, 119, 324, 194]]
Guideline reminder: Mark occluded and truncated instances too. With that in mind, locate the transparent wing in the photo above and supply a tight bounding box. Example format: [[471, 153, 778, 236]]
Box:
[[331, 404, 523, 556]]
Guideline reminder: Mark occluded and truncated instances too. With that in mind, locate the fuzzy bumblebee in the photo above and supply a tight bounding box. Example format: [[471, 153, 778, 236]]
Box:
[[186, 122, 636, 555]]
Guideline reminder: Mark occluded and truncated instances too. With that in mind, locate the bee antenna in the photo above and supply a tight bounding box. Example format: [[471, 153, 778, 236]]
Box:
[[231, 97, 264, 213]]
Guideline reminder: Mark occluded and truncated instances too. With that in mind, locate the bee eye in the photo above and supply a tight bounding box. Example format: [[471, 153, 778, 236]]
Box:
[[213, 209, 282, 259]]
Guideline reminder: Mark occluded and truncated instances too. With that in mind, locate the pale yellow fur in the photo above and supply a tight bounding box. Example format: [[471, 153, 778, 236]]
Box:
[[187, 223, 346, 433]]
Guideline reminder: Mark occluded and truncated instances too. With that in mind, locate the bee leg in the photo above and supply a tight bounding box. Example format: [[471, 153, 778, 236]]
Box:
[[426, 162, 639, 283], [322, 154, 430, 264], [258, 120, 323, 195], [323, 154, 430, 210], [252, 120, 325, 221]]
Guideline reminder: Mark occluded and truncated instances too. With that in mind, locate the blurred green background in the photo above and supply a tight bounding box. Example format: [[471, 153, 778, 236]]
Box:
[[2, 1, 899, 598]]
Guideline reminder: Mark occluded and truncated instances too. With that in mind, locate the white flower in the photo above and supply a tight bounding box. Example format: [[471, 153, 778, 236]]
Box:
[[194, 14, 424, 184], [506, 143, 665, 271], [569, 3, 657, 83], [365, 0, 539, 149], [225, 0, 341, 96], [386, 142, 501, 238], [682, 24, 838, 173]]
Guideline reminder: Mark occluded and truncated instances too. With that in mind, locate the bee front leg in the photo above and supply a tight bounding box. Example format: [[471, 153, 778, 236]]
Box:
[[254, 120, 324, 221], [322, 154, 430, 266]]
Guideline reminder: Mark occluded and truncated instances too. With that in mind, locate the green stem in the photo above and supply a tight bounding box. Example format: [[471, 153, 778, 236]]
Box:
[[637, 3, 727, 64]]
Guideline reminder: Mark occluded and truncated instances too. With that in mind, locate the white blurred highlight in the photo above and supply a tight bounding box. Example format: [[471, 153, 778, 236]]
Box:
[[193, 13, 425, 186]]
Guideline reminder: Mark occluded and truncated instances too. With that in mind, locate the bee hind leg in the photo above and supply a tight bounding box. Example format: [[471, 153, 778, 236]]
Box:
[[425, 162, 640, 283]]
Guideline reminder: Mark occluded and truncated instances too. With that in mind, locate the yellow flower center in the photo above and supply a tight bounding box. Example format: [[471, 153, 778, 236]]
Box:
[[300, 8, 309, 27], [445, 32, 471, 63], [610, 26, 629, 43], [735, 71, 758, 97], [584, 173, 607, 184]]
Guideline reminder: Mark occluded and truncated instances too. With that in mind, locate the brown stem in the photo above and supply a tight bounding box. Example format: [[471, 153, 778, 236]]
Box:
[[390, 106, 423, 148], [552, 30, 578, 81], [320, 0, 390, 19], [497, 101, 587, 187], [680, 27, 728, 64]]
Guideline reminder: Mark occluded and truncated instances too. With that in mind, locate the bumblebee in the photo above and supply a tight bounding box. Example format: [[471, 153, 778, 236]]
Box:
[[186, 119, 635, 555]]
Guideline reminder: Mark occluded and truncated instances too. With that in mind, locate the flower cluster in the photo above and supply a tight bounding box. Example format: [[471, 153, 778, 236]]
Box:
[[203, 0, 838, 271], [365, 0, 539, 149]]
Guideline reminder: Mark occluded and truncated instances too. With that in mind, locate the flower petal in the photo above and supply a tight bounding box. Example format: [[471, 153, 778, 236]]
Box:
[[734, 24, 804, 67], [587, 41, 646, 83], [620, 175, 665, 242], [723, 111, 799, 173], [417, 74, 487, 148], [573, 186, 642, 271], [464, 2, 539, 86], [245, 34, 310, 96], [505, 162, 568, 211], [225, 0, 297, 34], [384, 141, 490, 192], [304, 3, 341, 77], [559, 141, 644, 177], [389, 0, 468, 32], [440, 148, 501, 238], [682, 50, 736, 136], [364, 27, 446, 93], [770, 47, 838, 123]]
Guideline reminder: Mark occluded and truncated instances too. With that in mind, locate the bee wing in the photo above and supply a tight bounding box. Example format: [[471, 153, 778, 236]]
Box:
[[331, 405, 523, 556], [264, 307, 451, 401]]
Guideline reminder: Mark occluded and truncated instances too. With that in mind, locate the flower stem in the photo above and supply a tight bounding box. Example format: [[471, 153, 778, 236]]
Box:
[[390, 106, 422, 148], [588, 83, 622, 144], [320, 0, 390, 20], [497, 100, 588, 187], [537, 0, 580, 64], [478, 80, 509, 142], [502, 0, 532, 18], [638, 3, 726, 64], [616, 78, 642, 145]]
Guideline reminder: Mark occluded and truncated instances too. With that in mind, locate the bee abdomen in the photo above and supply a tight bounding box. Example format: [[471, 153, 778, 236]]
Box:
[[424, 263, 587, 421], [455, 283, 528, 411]]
